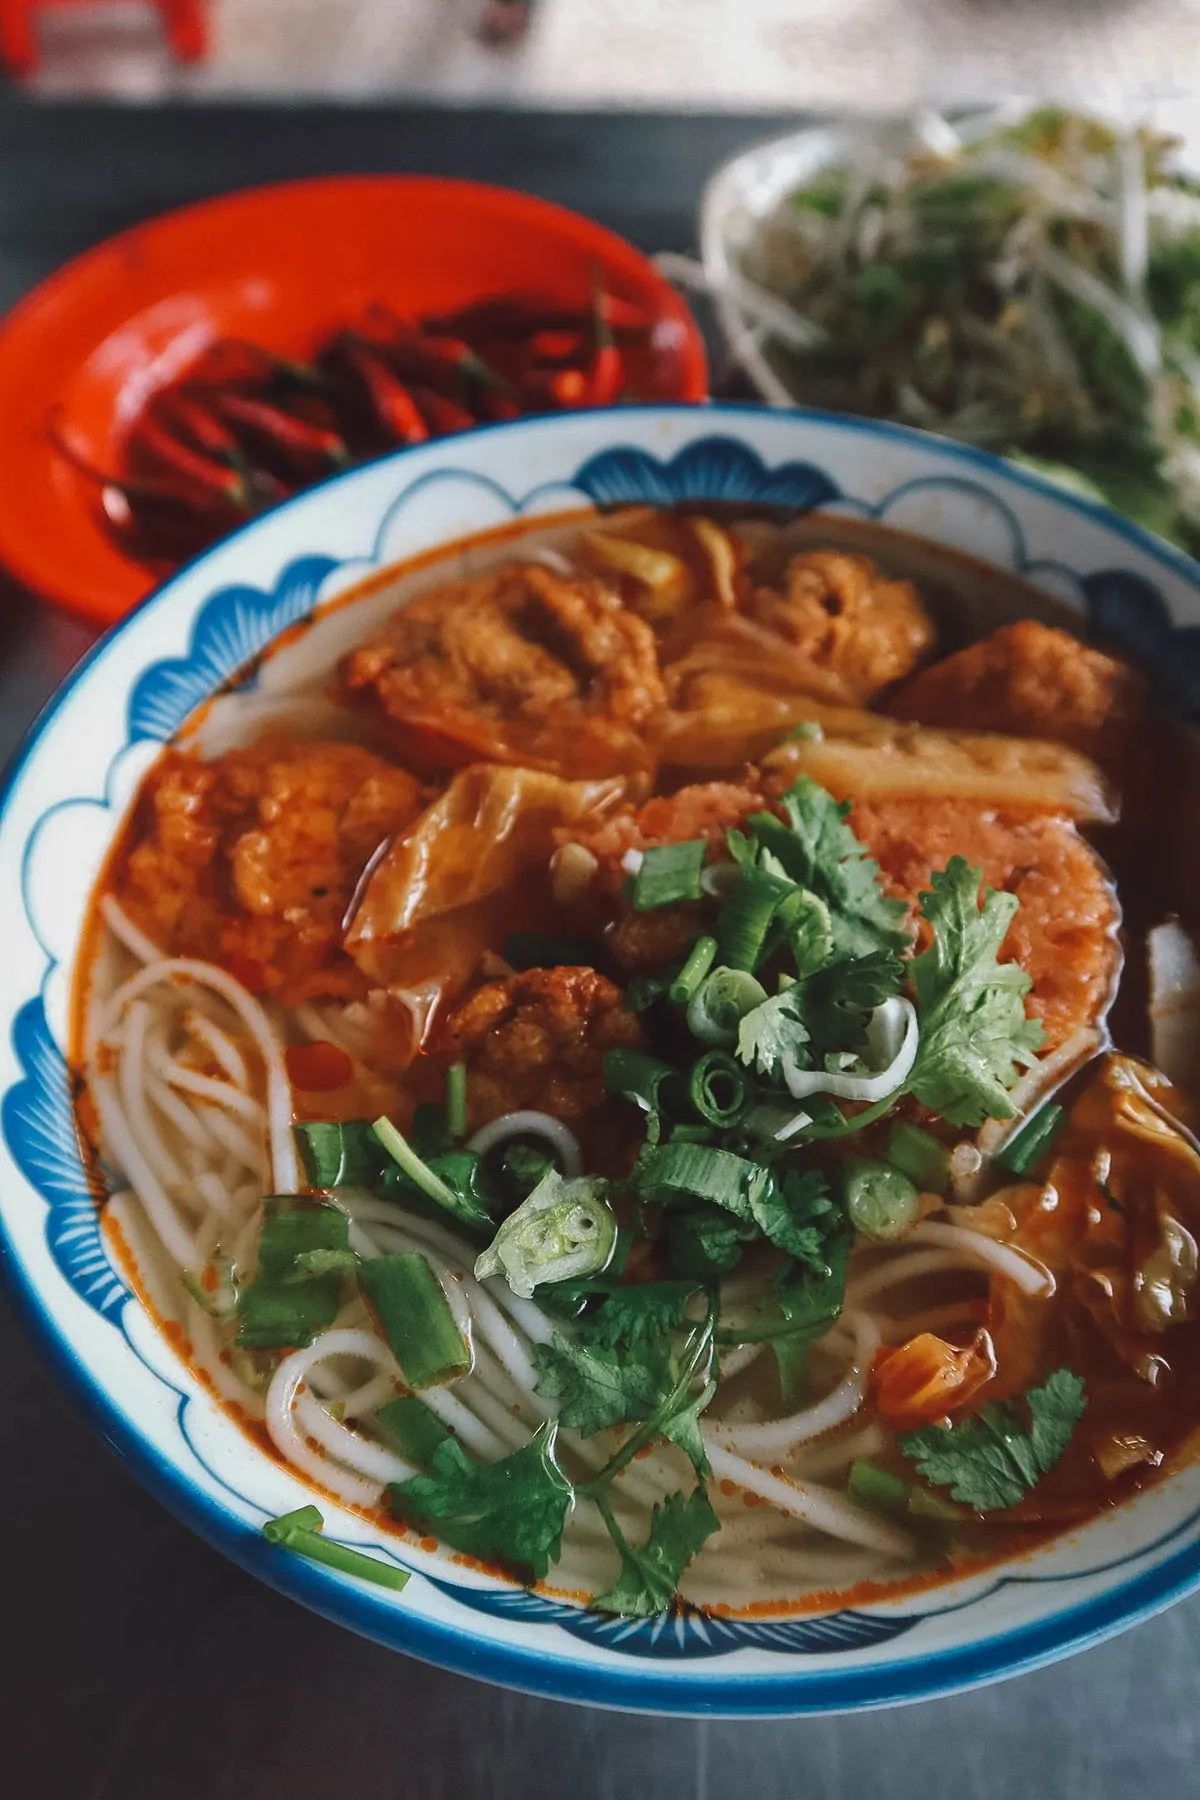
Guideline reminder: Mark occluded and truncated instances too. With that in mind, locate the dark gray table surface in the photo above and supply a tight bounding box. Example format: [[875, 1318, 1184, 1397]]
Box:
[[2, 93, 1199, 1800]]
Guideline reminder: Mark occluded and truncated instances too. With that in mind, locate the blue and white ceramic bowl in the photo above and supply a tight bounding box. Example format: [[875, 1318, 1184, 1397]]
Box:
[[4, 404, 1200, 1717]]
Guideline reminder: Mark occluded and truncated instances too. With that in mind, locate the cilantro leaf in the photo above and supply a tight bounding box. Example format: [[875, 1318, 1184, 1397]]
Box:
[[660, 1378, 717, 1475], [532, 1336, 670, 1434], [907, 857, 1046, 1127], [388, 1423, 573, 1577], [593, 1486, 721, 1617], [666, 1204, 755, 1278], [737, 985, 810, 1081], [584, 1282, 702, 1351], [899, 1369, 1087, 1511], [804, 950, 907, 1053], [746, 1168, 843, 1272], [749, 778, 910, 960]]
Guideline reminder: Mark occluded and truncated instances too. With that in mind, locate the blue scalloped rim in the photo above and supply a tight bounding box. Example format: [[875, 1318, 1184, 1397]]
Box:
[[5, 405, 1200, 1714]]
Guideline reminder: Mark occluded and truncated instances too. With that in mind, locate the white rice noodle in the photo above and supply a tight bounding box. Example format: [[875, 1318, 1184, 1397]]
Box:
[[266, 1329, 399, 1508], [795, 1422, 886, 1480], [100, 893, 164, 966], [308, 1365, 397, 1420], [845, 1247, 975, 1305], [91, 1074, 199, 1267], [105, 1188, 189, 1325], [466, 1111, 584, 1179], [704, 1443, 914, 1558], [184, 1009, 250, 1088], [907, 1221, 1053, 1296], [192, 1103, 265, 1177], [717, 1341, 767, 1382], [118, 1003, 189, 1192], [95, 955, 299, 1195], [292, 1391, 417, 1486], [156, 1054, 263, 1124], [416, 1382, 514, 1462], [708, 1314, 879, 1458]]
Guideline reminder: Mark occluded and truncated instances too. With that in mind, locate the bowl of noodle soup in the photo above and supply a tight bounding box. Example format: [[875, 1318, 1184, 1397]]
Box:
[[6, 403, 1200, 1715]]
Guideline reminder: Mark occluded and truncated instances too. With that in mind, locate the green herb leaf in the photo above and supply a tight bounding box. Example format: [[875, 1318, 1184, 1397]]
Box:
[[899, 1369, 1087, 1511], [749, 778, 909, 960], [804, 950, 907, 1052], [592, 1487, 721, 1617], [659, 1380, 716, 1476], [907, 857, 1045, 1127], [716, 864, 795, 971], [736, 984, 810, 1081], [388, 1423, 573, 1578], [584, 1281, 702, 1350], [666, 1204, 754, 1278], [633, 840, 706, 911], [533, 1336, 670, 1435], [747, 1168, 843, 1271]]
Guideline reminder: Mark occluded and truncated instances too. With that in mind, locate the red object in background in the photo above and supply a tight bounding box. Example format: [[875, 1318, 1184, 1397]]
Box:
[[0, 0, 207, 77], [0, 176, 707, 625]]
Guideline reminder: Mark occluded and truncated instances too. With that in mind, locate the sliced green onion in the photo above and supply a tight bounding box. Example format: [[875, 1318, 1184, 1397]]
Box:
[[716, 865, 793, 970], [372, 1116, 492, 1232], [262, 1506, 410, 1591], [777, 888, 834, 977], [886, 1121, 951, 1194], [669, 935, 718, 1004], [376, 1395, 452, 1466], [504, 931, 598, 970], [687, 966, 767, 1046], [235, 1197, 353, 1349], [997, 1103, 1066, 1177], [847, 1461, 964, 1523], [843, 1157, 919, 1243], [287, 1247, 360, 1280], [848, 1461, 913, 1519], [236, 1279, 345, 1350], [474, 1169, 618, 1298], [784, 719, 824, 743], [293, 1120, 385, 1189], [632, 839, 706, 911], [604, 1047, 681, 1116], [360, 1252, 472, 1389], [445, 1062, 467, 1142], [636, 1141, 757, 1216], [688, 1050, 751, 1127]]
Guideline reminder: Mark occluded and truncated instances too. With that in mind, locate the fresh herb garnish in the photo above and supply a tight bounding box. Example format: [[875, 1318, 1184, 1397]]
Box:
[[592, 1487, 721, 1618], [906, 857, 1045, 1127], [262, 1505, 410, 1592], [632, 840, 706, 911], [899, 1369, 1087, 1511], [747, 778, 910, 960], [474, 1169, 618, 1298], [389, 1424, 574, 1578]]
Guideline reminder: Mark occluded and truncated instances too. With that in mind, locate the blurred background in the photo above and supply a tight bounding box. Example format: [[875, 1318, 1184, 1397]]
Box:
[[15, 0, 1200, 111]]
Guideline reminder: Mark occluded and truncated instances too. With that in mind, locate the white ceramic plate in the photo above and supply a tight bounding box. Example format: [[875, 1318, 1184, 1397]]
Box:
[[4, 403, 1200, 1716]]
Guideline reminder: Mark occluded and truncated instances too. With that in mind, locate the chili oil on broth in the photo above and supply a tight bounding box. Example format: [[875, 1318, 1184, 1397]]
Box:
[[68, 501, 1200, 1619]]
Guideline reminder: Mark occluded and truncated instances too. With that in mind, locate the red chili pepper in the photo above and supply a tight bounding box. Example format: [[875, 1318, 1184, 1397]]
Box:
[[326, 338, 430, 446], [186, 337, 324, 394], [213, 392, 351, 480], [355, 311, 508, 394], [152, 389, 244, 462], [423, 296, 588, 339], [587, 281, 624, 406], [410, 386, 478, 435], [128, 411, 252, 506]]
